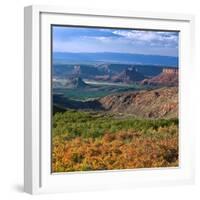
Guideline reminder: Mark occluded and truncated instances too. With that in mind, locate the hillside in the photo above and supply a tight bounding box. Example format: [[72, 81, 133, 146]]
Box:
[[54, 87, 178, 119], [99, 87, 178, 118], [141, 68, 178, 86]]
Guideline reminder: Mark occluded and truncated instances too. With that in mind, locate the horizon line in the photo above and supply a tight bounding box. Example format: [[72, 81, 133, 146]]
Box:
[[53, 51, 178, 58]]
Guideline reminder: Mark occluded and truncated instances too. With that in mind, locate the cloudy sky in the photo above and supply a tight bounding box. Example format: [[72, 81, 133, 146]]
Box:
[[52, 26, 179, 57]]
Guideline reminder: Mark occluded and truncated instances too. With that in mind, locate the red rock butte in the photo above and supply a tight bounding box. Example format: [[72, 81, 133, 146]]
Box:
[[162, 68, 178, 74]]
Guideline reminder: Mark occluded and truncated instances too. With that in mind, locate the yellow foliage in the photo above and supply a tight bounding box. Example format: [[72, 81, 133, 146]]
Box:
[[52, 126, 178, 172]]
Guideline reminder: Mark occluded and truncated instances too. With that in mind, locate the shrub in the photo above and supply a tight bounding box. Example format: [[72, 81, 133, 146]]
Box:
[[52, 110, 179, 172]]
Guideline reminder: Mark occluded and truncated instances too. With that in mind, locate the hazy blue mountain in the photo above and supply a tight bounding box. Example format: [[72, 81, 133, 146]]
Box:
[[53, 52, 178, 66]]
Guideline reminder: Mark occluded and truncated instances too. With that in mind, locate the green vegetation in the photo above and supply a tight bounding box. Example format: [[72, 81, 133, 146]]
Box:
[[53, 110, 178, 140]]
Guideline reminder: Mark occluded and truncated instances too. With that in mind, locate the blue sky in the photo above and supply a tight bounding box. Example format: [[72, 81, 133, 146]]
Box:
[[52, 26, 179, 57]]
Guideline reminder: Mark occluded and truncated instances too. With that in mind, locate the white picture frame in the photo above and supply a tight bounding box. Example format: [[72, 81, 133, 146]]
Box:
[[24, 5, 195, 194]]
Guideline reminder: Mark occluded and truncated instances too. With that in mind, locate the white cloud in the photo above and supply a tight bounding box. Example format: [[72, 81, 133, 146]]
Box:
[[89, 36, 111, 42], [112, 30, 178, 47]]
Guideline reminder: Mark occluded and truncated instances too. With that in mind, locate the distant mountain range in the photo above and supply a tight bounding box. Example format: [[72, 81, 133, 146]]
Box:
[[53, 52, 178, 66], [53, 64, 178, 87], [53, 63, 178, 81]]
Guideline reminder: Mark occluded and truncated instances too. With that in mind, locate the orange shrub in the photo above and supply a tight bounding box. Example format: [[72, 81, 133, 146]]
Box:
[[52, 127, 178, 172]]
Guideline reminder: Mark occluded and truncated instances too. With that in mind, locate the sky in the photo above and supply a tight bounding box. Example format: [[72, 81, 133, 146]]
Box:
[[52, 26, 179, 57]]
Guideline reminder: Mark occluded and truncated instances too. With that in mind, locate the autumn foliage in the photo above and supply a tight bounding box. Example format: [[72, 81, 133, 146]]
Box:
[[52, 110, 178, 172]]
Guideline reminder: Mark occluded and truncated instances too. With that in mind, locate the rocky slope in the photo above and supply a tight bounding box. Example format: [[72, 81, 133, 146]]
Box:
[[141, 68, 178, 86], [99, 87, 178, 119]]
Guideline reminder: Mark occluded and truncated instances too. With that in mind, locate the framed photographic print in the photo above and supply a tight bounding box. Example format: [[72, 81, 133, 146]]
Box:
[[24, 5, 195, 194]]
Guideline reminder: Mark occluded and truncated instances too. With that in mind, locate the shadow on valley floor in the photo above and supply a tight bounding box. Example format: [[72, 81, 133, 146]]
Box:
[[53, 94, 105, 113]]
